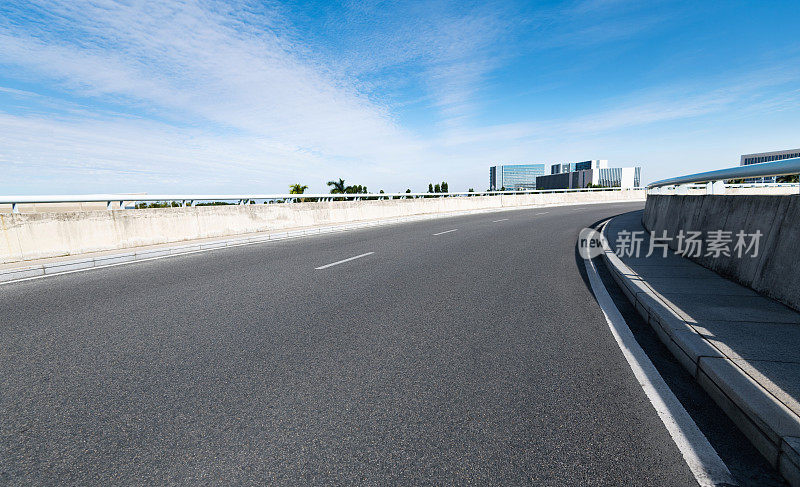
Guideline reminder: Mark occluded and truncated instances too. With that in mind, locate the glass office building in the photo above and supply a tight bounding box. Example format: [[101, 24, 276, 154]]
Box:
[[537, 166, 641, 190], [489, 164, 546, 190], [740, 149, 800, 183], [551, 160, 607, 174], [593, 167, 641, 188], [551, 163, 576, 174]]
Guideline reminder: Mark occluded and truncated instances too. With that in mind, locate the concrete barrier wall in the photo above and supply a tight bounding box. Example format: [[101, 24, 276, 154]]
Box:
[[0, 190, 644, 264], [643, 194, 800, 311]]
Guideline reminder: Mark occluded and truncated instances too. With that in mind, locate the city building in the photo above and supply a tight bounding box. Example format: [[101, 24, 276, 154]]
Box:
[[489, 164, 546, 190], [740, 148, 800, 183], [536, 166, 641, 190], [550, 163, 575, 175], [490, 160, 640, 191], [551, 160, 608, 174]]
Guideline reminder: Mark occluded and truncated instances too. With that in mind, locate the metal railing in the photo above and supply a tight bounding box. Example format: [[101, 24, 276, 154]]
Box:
[[0, 186, 644, 213], [647, 157, 800, 193]]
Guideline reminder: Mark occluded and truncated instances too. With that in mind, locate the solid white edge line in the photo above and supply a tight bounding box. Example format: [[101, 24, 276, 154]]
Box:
[[535, 212, 549, 215], [315, 252, 374, 270], [432, 229, 458, 236], [583, 244, 735, 487], [492, 218, 509, 222]]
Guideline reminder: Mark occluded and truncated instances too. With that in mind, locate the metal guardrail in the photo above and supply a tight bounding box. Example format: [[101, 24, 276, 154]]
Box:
[[0, 187, 644, 213], [647, 157, 800, 190]]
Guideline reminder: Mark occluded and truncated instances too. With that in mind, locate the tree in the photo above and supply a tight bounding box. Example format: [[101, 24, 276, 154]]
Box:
[[428, 183, 434, 193], [434, 183, 441, 193], [327, 178, 346, 194], [441, 181, 448, 193], [778, 175, 799, 183], [468, 188, 474, 197], [289, 184, 308, 194], [345, 184, 367, 194], [289, 183, 312, 203]]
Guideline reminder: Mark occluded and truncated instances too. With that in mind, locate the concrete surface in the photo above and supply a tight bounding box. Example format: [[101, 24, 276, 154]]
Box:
[[643, 194, 800, 312], [0, 191, 645, 265], [0, 196, 642, 283], [0, 211, 469, 283], [604, 210, 800, 486], [0, 198, 143, 214]]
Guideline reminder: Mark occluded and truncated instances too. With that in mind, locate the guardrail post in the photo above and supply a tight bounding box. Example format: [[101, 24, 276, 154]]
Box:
[[11, 202, 18, 214], [706, 180, 726, 195]]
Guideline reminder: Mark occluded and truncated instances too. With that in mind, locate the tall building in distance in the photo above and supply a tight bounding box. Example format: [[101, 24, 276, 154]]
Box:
[[740, 148, 800, 183], [489, 159, 640, 190], [489, 159, 642, 191], [489, 164, 546, 190], [551, 160, 608, 174], [536, 166, 640, 190]]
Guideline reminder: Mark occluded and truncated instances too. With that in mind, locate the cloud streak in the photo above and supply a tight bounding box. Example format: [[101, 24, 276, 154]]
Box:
[[1, 0, 799, 193], [0, 0, 427, 190]]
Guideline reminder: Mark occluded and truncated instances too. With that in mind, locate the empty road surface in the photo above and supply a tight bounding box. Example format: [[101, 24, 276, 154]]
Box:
[[0, 202, 778, 485]]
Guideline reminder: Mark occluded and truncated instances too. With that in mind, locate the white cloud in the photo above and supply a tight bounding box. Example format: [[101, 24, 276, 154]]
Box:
[[0, 0, 428, 192], [1, 0, 799, 194]]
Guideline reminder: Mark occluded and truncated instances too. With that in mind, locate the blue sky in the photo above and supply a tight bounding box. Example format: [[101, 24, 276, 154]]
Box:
[[1, 0, 799, 194]]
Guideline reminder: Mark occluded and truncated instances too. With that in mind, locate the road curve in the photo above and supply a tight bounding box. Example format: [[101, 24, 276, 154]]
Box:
[[1, 201, 706, 485]]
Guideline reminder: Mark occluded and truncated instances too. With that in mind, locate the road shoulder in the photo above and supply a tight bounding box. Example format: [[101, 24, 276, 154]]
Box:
[[601, 210, 800, 487]]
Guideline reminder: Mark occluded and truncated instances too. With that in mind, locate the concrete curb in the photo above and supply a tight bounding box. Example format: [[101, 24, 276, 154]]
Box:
[[600, 216, 800, 486], [0, 218, 403, 283], [0, 198, 635, 285], [2, 191, 646, 265]]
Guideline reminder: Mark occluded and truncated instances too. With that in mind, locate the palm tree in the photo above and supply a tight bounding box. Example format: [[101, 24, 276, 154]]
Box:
[[289, 183, 308, 194], [327, 178, 346, 194]]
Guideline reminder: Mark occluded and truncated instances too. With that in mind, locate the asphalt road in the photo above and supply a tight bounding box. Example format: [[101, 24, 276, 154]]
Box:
[[0, 202, 783, 485]]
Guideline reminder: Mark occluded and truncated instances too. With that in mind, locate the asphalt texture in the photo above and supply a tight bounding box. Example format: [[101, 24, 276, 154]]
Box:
[[0, 202, 785, 485]]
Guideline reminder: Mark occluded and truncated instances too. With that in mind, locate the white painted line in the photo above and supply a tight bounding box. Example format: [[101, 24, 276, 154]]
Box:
[[432, 229, 458, 236], [492, 218, 509, 222], [583, 250, 734, 486], [535, 212, 549, 215], [315, 252, 374, 270], [0, 199, 641, 286]]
